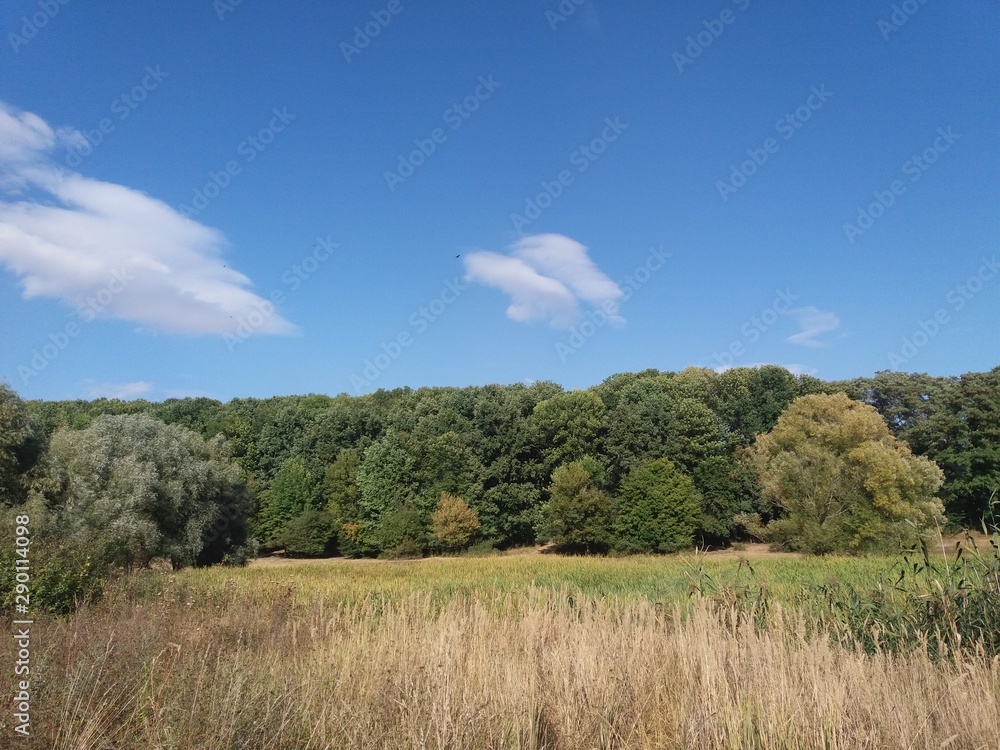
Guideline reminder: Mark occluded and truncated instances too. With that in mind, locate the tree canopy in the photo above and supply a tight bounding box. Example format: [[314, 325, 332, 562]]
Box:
[[744, 393, 945, 553], [8, 364, 995, 567]]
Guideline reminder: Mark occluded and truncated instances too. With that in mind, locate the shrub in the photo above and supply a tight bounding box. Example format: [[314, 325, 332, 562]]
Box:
[[0, 505, 109, 616], [278, 509, 338, 557], [431, 493, 480, 552], [809, 526, 1000, 657], [375, 503, 427, 557]]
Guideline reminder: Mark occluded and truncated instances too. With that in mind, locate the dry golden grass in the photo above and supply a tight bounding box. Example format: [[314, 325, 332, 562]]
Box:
[[3, 561, 999, 750]]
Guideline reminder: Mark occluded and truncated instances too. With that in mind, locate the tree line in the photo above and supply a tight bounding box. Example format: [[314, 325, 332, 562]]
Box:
[[1, 366, 998, 607]]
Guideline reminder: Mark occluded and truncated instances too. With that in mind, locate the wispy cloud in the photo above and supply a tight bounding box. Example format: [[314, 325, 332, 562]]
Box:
[[786, 306, 840, 347], [463, 233, 623, 329], [84, 380, 154, 400], [0, 101, 296, 337]]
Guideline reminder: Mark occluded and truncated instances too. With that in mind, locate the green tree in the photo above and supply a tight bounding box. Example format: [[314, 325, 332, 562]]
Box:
[[602, 378, 675, 484], [256, 456, 317, 547], [0, 383, 40, 505], [279, 508, 338, 557], [473, 483, 540, 548], [612, 458, 700, 554], [36, 414, 254, 569], [905, 369, 1000, 525], [530, 390, 606, 473], [712, 366, 804, 445], [691, 455, 759, 545], [356, 433, 418, 520], [375, 503, 427, 558], [323, 448, 363, 524], [431, 492, 480, 551], [744, 393, 945, 553], [541, 462, 613, 553]]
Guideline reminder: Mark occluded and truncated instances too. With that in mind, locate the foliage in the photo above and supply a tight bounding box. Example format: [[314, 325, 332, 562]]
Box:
[[691, 455, 759, 544], [279, 508, 338, 557], [255, 456, 317, 547], [808, 525, 1000, 657], [905, 369, 1000, 524], [0, 502, 107, 615], [431, 492, 480, 551], [0, 383, 41, 505], [13, 365, 1000, 560], [530, 390, 606, 473], [33, 414, 254, 570], [323, 448, 362, 523], [376, 503, 427, 558], [612, 458, 700, 554], [540, 462, 614, 553], [744, 393, 946, 554]]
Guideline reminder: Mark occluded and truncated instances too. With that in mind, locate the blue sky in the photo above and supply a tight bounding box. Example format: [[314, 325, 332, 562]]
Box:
[[0, 0, 997, 402]]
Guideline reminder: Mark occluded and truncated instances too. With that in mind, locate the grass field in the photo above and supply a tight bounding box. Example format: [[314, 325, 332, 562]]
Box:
[[158, 548, 902, 606], [3, 549, 999, 749]]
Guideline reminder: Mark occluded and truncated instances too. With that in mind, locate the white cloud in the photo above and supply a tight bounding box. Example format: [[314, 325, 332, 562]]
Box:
[[785, 306, 840, 348], [0, 101, 296, 337], [463, 234, 622, 329], [84, 380, 154, 400]]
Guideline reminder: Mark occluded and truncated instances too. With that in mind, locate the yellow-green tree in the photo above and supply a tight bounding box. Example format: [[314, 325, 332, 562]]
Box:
[[431, 493, 480, 551], [744, 393, 945, 553]]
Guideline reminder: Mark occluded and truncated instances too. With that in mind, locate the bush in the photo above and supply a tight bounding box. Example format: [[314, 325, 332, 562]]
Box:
[[374, 503, 427, 557], [278, 509, 338, 557], [612, 458, 699, 554], [809, 526, 1000, 657], [431, 493, 480, 552], [0, 507, 109, 616]]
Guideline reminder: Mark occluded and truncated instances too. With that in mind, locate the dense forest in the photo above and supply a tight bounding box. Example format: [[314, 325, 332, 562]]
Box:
[[2, 366, 997, 584]]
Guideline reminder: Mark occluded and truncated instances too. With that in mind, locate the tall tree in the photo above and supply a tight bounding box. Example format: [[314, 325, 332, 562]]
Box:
[[0, 384, 39, 505], [906, 369, 1000, 524], [744, 393, 945, 553], [530, 390, 606, 473], [256, 456, 318, 546], [541, 462, 614, 553], [38, 414, 254, 569], [612, 458, 700, 554]]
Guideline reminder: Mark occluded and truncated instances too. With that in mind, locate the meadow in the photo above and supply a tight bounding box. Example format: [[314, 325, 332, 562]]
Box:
[[3, 547, 999, 749]]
